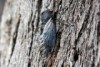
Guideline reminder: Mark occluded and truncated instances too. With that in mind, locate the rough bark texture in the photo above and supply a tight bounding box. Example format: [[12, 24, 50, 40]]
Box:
[[0, 0, 100, 67]]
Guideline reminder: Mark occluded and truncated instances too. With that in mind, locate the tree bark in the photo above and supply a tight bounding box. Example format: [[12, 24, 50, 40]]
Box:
[[0, 0, 100, 67]]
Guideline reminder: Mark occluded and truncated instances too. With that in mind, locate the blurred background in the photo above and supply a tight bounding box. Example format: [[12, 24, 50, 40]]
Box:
[[0, 0, 6, 21]]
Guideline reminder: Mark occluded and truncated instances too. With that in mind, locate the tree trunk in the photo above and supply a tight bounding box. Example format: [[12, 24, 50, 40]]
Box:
[[0, 0, 100, 67]]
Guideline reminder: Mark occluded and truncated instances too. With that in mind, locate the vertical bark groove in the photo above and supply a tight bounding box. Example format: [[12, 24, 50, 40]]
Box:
[[10, 15, 20, 58]]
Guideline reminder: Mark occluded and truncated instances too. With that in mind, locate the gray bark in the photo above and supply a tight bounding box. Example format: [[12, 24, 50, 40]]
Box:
[[0, 0, 100, 67], [0, 0, 5, 21]]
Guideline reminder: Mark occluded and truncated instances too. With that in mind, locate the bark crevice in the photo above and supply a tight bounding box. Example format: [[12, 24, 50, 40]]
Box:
[[75, 0, 93, 46], [10, 16, 20, 58]]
